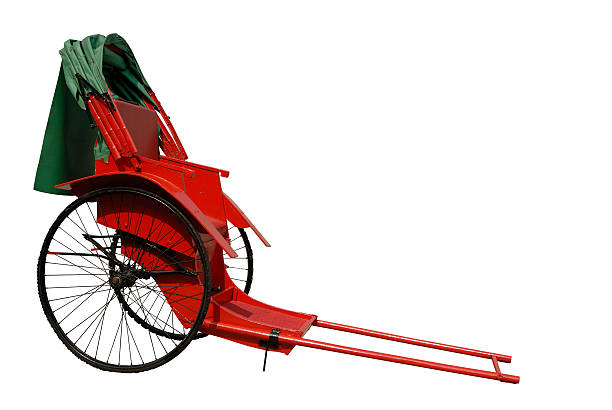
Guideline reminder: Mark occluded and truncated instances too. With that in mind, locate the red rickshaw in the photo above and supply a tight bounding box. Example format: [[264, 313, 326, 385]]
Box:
[[35, 34, 519, 383]]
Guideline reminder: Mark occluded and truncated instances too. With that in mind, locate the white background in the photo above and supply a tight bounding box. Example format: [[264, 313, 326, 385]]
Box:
[[2, 1, 611, 408]]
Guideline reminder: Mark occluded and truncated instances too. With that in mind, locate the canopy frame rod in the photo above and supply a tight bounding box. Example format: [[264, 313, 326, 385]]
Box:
[[86, 93, 141, 169]]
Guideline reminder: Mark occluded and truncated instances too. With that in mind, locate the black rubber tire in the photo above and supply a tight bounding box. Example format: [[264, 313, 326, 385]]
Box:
[[38, 187, 211, 372], [235, 227, 254, 294]]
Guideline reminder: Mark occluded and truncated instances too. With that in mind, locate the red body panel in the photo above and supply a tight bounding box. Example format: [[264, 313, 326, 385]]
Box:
[[56, 165, 237, 258], [95, 192, 205, 328]]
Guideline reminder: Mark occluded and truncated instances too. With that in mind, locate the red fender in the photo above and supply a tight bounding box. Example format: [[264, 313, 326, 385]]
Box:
[[54, 171, 239, 257], [223, 193, 271, 247]]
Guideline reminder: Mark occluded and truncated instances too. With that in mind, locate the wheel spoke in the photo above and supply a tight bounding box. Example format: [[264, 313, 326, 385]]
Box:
[[52, 283, 107, 313], [85, 288, 112, 353]]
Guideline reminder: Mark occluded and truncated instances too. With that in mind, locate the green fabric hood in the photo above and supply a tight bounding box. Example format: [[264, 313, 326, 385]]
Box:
[[34, 34, 155, 195]]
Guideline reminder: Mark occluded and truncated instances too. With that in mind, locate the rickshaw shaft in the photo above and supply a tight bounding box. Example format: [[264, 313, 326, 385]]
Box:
[[314, 320, 512, 363], [205, 321, 519, 383]]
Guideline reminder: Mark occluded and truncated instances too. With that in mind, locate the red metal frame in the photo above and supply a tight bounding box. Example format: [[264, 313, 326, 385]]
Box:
[[55, 80, 519, 383], [146, 89, 188, 160]]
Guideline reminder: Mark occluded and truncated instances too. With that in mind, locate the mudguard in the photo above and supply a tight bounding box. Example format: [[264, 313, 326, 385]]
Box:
[[223, 193, 271, 247], [54, 171, 239, 257]]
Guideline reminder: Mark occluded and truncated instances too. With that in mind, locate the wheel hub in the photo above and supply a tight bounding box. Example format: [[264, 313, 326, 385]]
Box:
[[109, 266, 139, 289], [109, 274, 123, 288]]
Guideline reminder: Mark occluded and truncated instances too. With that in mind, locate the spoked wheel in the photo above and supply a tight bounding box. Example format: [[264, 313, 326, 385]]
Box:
[[38, 187, 211, 372], [224, 222, 254, 294]]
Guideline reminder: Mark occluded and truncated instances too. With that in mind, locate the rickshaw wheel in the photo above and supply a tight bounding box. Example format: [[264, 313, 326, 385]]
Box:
[[38, 187, 211, 372]]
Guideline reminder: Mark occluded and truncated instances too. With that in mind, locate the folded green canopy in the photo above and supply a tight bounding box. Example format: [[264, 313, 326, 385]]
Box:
[[34, 34, 155, 195]]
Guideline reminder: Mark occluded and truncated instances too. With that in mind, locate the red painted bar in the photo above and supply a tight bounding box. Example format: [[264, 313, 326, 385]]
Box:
[[315, 320, 512, 363], [206, 322, 520, 384], [492, 355, 502, 376], [148, 90, 187, 159], [87, 98, 121, 159], [143, 99, 180, 158], [91, 97, 129, 154]]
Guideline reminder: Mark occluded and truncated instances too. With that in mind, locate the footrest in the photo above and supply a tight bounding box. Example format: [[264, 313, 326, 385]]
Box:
[[220, 300, 315, 335], [203, 287, 317, 353]]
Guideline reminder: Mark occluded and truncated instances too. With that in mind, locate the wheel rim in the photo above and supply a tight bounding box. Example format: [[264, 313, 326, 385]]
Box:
[[38, 187, 211, 372]]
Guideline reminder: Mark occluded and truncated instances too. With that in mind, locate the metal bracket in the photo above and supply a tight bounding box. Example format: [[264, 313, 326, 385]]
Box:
[[260, 328, 281, 372]]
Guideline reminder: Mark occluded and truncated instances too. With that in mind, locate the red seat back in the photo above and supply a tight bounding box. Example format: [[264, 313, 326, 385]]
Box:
[[115, 100, 159, 160]]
